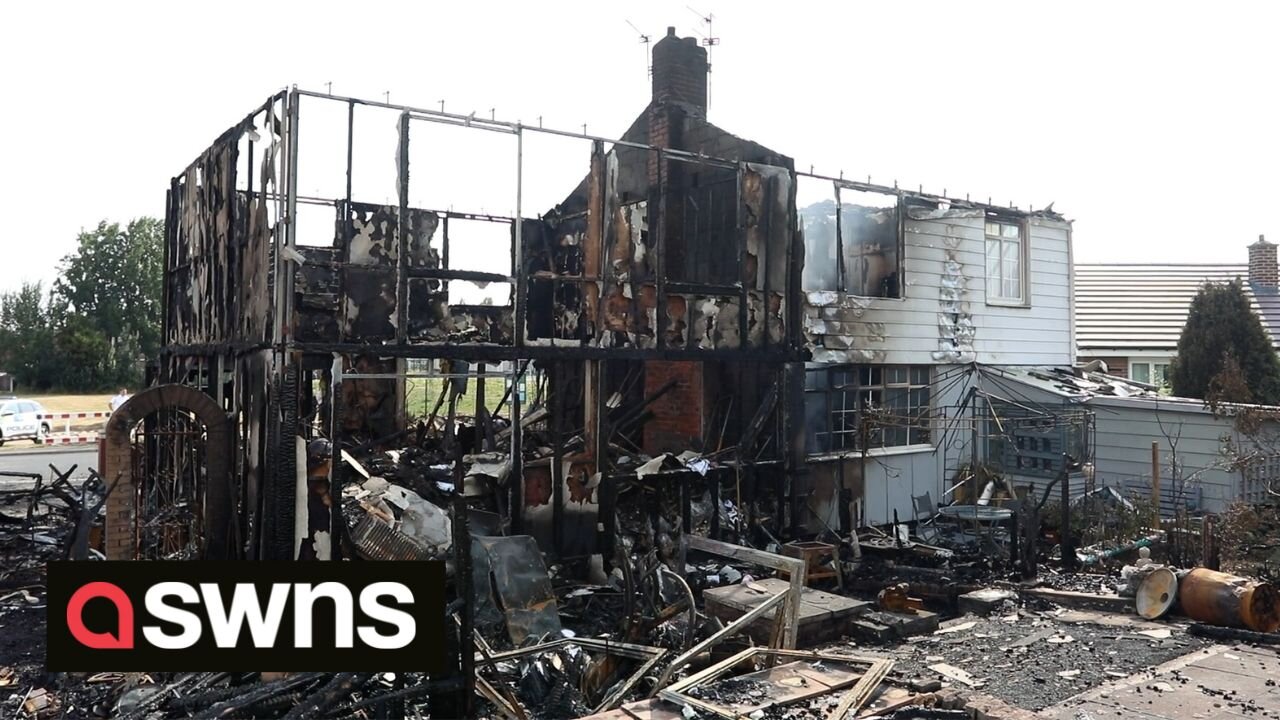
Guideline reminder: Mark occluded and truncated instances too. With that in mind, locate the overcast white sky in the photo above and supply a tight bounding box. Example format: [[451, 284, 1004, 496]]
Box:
[[3, 1, 1278, 294]]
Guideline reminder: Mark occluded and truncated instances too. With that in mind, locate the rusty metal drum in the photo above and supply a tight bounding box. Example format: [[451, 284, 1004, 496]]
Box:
[[1179, 568, 1280, 633]]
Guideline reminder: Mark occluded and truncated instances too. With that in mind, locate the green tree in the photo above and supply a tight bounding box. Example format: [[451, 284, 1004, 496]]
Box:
[[0, 282, 55, 390], [53, 218, 163, 387], [50, 314, 113, 392], [1170, 279, 1280, 404]]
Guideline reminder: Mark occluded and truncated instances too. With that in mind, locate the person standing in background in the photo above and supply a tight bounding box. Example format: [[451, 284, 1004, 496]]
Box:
[[108, 388, 130, 413]]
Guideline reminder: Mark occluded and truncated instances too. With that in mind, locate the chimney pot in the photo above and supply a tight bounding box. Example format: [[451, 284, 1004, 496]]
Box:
[[1249, 236, 1278, 289], [651, 28, 709, 116]]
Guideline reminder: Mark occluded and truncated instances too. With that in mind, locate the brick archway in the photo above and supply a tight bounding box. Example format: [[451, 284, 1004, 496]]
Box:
[[103, 384, 233, 560]]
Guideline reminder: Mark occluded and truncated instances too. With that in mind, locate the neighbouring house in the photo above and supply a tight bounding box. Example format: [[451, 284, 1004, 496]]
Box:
[[1075, 236, 1280, 386]]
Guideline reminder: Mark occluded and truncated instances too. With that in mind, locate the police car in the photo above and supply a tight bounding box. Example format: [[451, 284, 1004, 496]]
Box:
[[0, 397, 50, 446]]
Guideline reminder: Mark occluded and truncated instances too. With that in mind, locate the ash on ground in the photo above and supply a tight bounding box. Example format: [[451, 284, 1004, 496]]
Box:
[[843, 611, 1211, 711]]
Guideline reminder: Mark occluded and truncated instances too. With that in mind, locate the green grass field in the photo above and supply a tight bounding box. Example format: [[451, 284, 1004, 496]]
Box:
[[403, 378, 518, 420], [19, 393, 115, 414]]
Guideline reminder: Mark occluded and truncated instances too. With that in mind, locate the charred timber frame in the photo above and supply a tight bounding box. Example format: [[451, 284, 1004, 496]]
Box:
[[165, 87, 975, 570]]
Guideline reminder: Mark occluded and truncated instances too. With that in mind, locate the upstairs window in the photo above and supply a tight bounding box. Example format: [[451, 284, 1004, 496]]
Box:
[[799, 180, 902, 298], [985, 218, 1026, 304]]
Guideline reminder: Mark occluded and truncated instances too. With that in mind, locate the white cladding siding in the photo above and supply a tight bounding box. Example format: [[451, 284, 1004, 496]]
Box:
[[804, 210, 1073, 366], [802, 364, 969, 529], [1089, 399, 1241, 514], [977, 372, 1249, 513]]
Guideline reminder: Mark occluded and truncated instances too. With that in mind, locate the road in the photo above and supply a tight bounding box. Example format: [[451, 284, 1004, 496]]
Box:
[[0, 447, 97, 487]]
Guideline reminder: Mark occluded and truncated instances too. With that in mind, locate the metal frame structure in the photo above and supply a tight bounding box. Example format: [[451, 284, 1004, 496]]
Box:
[[160, 86, 815, 566], [159, 82, 1079, 564]]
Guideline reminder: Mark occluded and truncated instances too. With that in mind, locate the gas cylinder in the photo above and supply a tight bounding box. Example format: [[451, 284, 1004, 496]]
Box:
[[1179, 568, 1280, 633]]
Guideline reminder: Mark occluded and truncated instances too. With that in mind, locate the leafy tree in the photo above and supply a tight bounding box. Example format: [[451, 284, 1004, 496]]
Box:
[[1170, 280, 1280, 404], [50, 314, 113, 392], [1207, 352, 1252, 407], [0, 282, 55, 390], [53, 218, 162, 387]]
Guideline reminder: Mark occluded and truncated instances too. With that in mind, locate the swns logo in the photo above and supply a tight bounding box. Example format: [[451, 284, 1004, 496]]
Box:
[[48, 562, 445, 671]]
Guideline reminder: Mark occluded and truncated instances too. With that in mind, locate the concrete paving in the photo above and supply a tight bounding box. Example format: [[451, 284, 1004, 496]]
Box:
[[1042, 642, 1280, 719]]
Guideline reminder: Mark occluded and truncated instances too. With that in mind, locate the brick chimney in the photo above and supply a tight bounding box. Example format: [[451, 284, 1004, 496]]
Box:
[[651, 26, 708, 117], [640, 28, 710, 456], [1249, 235, 1277, 289]]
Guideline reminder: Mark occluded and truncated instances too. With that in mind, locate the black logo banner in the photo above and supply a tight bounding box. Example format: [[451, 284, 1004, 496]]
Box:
[[47, 561, 446, 672]]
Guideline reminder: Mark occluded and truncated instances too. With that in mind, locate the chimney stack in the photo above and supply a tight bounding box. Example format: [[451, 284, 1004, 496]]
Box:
[[651, 27, 708, 117], [1249, 234, 1277, 289]]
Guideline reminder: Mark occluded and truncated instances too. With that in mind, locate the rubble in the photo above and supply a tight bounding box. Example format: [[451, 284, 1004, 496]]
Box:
[[9, 44, 1280, 720], [8, 445, 1280, 719]]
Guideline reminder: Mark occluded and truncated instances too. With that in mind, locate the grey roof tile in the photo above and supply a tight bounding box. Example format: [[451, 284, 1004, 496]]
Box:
[[1075, 264, 1280, 351]]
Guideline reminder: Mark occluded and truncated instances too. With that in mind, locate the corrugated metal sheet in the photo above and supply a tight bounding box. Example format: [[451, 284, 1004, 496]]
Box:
[[1075, 264, 1280, 351]]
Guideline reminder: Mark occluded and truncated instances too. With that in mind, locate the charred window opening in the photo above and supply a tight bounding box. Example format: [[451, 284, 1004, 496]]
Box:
[[798, 178, 838, 292], [443, 217, 515, 306], [598, 359, 647, 454], [799, 183, 902, 297], [525, 214, 586, 342], [985, 216, 1027, 304], [672, 167, 740, 285], [803, 364, 930, 454], [838, 187, 901, 298]]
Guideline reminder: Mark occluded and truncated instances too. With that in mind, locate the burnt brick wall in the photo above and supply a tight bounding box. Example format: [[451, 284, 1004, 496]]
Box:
[[643, 360, 704, 454]]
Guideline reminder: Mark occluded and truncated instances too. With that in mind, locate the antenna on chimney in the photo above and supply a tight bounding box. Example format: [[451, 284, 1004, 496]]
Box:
[[687, 6, 720, 109], [625, 20, 652, 78]]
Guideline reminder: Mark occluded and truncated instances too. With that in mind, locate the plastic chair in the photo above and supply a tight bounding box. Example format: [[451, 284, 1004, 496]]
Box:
[[913, 491, 940, 542]]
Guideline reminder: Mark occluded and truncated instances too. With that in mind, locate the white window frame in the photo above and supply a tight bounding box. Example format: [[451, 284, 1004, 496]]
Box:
[[985, 217, 1029, 306], [1129, 359, 1171, 390], [804, 364, 933, 456]]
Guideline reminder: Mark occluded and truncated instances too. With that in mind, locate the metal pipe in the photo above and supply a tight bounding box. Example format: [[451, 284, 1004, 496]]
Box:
[[340, 372, 518, 381], [1076, 532, 1161, 565], [513, 125, 524, 346], [294, 88, 740, 169], [279, 89, 1046, 223], [396, 111, 410, 344], [736, 162, 748, 349], [284, 342, 795, 362], [325, 354, 344, 560], [283, 90, 300, 355], [509, 358, 524, 535], [1151, 441, 1161, 524]]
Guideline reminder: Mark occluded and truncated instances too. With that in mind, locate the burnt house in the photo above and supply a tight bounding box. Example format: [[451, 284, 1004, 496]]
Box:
[[117, 27, 1081, 571], [122, 29, 803, 565]]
